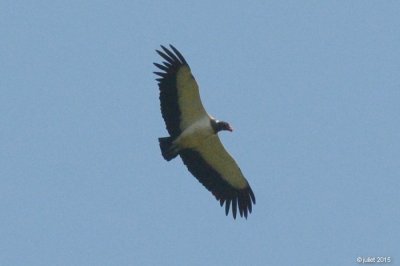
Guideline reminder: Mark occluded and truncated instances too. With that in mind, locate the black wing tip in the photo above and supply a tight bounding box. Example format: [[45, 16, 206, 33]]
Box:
[[168, 44, 187, 65], [153, 62, 168, 71], [155, 44, 188, 66], [153, 45, 188, 83], [222, 185, 255, 220]]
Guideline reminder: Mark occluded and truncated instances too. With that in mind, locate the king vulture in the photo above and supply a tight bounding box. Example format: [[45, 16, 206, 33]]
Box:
[[154, 45, 255, 219]]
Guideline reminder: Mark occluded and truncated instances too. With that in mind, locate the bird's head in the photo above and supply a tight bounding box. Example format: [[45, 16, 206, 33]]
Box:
[[214, 120, 233, 133]]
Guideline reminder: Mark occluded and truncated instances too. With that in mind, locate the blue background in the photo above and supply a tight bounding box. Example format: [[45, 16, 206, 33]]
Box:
[[1, 1, 399, 265]]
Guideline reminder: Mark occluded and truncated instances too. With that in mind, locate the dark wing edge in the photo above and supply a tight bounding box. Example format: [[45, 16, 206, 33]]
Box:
[[179, 149, 256, 219], [154, 45, 188, 138]]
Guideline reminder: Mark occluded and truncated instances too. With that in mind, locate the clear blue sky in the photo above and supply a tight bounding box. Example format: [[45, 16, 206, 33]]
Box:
[[1, 1, 399, 265]]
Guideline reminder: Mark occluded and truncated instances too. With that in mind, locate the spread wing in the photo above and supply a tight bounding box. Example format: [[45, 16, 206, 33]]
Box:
[[180, 136, 256, 219], [154, 45, 208, 138]]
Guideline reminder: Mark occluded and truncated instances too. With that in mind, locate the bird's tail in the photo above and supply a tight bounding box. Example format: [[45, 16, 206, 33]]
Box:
[[158, 137, 179, 161]]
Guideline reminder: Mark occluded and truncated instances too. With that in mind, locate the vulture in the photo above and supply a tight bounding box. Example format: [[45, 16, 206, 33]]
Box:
[[154, 45, 255, 219]]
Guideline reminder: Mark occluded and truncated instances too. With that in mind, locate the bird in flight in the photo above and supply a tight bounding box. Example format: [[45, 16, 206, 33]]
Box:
[[154, 45, 255, 219]]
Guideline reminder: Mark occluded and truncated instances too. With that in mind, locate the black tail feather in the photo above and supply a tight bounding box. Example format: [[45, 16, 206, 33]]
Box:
[[158, 137, 178, 161]]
